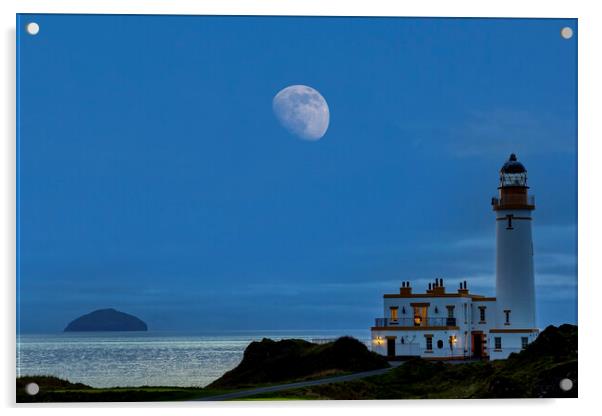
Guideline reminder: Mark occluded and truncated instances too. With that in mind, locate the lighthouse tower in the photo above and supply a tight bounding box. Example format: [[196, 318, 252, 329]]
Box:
[[492, 154, 536, 330]]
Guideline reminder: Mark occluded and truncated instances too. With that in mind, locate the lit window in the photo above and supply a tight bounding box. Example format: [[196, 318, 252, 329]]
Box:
[[390, 307, 398, 321], [494, 337, 502, 349], [412, 304, 428, 326], [504, 310, 511, 325], [521, 337, 528, 349]]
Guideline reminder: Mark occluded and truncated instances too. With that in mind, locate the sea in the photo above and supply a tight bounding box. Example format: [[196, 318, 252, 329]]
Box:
[[17, 330, 370, 388]]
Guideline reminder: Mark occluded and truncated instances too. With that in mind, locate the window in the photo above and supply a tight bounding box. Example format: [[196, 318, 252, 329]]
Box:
[[446, 305, 455, 318], [504, 310, 511, 325], [425, 336, 433, 351], [437, 340, 443, 349], [521, 337, 528, 349], [479, 306, 486, 323], [494, 337, 502, 350], [412, 303, 429, 327], [390, 307, 398, 321], [449, 335, 457, 349]]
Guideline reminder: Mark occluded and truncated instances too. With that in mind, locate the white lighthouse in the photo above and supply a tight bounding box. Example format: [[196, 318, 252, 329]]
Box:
[[489, 154, 539, 359], [492, 154, 536, 329]]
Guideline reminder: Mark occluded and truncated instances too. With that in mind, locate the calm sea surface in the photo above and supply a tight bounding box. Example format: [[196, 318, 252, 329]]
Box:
[[17, 330, 369, 388]]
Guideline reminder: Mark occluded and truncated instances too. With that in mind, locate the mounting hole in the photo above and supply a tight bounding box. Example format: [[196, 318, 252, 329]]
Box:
[[559, 378, 573, 391], [560, 27, 573, 40], [25, 382, 39, 396], [26, 22, 40, 36]]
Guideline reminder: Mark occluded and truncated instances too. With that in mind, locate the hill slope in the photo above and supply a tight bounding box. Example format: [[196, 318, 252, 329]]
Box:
[[208, 336, 390, 389]]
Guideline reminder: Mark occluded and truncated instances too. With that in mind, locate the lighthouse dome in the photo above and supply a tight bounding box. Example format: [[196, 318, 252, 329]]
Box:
[[500, 153, 526, 174]]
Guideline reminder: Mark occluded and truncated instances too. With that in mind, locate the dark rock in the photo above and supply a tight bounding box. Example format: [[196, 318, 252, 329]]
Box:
[[64, 309, 148, 332]]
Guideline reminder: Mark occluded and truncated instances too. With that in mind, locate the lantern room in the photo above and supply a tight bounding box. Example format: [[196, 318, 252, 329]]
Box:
[[492, 153, 535, 211], [499, 153, 528, 188]]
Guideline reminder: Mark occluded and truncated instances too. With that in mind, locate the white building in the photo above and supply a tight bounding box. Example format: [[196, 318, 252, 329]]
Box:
[[371, 154, 539, 360]]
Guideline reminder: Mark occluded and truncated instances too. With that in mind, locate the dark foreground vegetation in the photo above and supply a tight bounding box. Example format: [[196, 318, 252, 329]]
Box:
[[247, 324, 577, 400], [16, 375, 214, 402], [17, 325, 576, 402]]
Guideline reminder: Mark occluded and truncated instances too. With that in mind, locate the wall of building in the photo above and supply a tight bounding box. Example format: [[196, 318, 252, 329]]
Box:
[[488, 330, 539, 360], [371, 328, 466, 359], [382, 294, 471, 326], [471, 300, 496, 332]]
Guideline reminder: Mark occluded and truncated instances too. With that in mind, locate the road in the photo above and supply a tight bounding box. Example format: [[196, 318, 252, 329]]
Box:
[[194, 365, 399, 401]]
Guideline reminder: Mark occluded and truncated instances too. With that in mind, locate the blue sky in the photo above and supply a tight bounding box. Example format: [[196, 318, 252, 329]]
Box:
[[17, 15, 577, 333]]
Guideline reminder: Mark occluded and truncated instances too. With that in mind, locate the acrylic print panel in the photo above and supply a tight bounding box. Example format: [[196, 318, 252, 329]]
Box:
[[16, 14, 577, 402]]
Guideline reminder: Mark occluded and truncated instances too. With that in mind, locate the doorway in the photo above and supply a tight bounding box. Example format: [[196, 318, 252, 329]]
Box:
[[472, 333, 483, 358], [387, 337, 396, 357]]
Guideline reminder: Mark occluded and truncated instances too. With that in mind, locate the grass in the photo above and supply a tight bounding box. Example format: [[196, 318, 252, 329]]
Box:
[[16, 370, 352, 403], [16, 376, 231, 403]]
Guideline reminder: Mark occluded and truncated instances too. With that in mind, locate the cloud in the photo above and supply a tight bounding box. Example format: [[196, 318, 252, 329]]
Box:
[[447, 109, 576, 158]]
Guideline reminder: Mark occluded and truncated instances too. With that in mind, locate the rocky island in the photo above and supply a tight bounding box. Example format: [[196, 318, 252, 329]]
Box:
[[64, 308, 148, 332]]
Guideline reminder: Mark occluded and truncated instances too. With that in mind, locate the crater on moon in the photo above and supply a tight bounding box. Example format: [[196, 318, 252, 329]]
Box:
[[272, 85, 330, 141]]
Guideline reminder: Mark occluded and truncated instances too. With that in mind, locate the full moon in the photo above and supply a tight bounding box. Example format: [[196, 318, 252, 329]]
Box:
[[272, 85, 330, 141]]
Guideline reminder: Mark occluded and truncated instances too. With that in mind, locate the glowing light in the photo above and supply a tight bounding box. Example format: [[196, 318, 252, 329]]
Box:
[[373, 336, 385, 345]]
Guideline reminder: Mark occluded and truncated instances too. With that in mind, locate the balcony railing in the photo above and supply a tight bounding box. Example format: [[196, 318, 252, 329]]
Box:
[[491, 195, 535, 210], [374, 317, 457, 327]]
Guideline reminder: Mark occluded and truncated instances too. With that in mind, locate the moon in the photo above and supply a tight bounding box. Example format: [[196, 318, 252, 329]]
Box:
[[272, 85, 330, 141]]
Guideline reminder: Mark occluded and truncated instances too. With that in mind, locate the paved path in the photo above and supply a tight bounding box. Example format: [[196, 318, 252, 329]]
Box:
[[194, 365, 399, 401]]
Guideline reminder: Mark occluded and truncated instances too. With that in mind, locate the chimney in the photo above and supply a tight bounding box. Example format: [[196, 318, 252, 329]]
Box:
[[458, 279, 469, 295], [433, 277, 445, 295], [400, 280, 412, 296]]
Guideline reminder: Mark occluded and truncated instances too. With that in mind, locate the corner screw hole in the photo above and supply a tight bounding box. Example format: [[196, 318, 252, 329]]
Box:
[[561, 27, 573, 39], [559, 378, 573, 391], [25, 382, 39, 396], [26, 22, 40, 36]]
